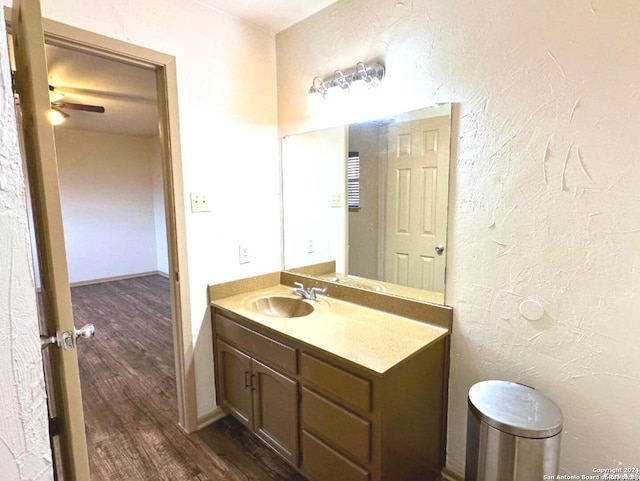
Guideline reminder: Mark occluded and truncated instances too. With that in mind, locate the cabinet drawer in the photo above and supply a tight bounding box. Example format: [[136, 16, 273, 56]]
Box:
[[302, 430, 370, 481], [302, 388, 370, 465], [301, 353, 371, 412], [215, 314, 296, 373]]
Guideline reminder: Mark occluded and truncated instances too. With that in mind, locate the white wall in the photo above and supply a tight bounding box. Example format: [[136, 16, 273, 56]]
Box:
[[282, 126, 347, 272], [0, 7, 53, 481], [277, 0, 640, 476], [348, 122, 383, 279], [1, 0, 281, 419], [54, 128, 164, 283], [150, 136, 169, 275]]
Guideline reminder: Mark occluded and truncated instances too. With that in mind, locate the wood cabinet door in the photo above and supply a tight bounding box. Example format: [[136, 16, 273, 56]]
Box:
[[251, 359, 299, 466], [217, 340, 252, 428]]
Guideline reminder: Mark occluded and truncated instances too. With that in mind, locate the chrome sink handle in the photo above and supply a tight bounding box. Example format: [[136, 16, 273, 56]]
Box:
[[292, 282, 326, 301], [292, 282, 309, 299], [309, 287, 327, 300]]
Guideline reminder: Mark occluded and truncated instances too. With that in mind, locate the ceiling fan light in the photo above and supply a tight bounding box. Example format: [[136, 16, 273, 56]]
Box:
[[48, 107, 68, 126]]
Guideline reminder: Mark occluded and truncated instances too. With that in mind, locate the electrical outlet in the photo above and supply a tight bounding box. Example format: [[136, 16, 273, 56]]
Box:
[[331, 193, 341, 208], [190, 192, 210, 212], [239, 244, 250, 264], [307, 239, 315, 253]]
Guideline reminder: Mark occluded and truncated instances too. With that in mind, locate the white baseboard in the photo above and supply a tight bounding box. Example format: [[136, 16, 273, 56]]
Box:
[[442, 466, 464, 481], [70, 271, 167, 287], [196, 407, 226, 430]]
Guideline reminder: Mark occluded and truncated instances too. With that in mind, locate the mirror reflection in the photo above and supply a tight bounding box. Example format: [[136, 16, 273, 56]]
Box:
[[282, 104, 452, 304]]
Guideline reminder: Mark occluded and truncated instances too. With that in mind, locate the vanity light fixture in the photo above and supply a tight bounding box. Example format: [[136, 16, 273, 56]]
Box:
[[326, 70, 349, 101], [307, 76, 327, 113], [349, 63, 370, 95], [307, 61, 385, 110]]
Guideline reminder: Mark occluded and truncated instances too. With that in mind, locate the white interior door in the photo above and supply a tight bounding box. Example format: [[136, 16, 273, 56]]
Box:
[[384, 115, 451, 292], [11, 0, 90, 478]]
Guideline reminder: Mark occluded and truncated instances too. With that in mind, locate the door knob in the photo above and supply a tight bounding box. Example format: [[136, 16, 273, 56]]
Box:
[[75, 324, 95, 340], [40, 323, 95, 350], [435, 244, 445, 255]]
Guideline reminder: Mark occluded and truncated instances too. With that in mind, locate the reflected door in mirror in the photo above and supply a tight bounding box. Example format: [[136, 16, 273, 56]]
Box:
[[385, 116, 450, 292]]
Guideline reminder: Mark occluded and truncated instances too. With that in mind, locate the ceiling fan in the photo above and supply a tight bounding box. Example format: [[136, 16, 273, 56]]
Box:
[[49, 85, 105, 124]]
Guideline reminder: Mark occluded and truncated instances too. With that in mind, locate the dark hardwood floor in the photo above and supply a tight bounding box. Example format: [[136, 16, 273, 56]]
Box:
[[72, 275, 305, 481]]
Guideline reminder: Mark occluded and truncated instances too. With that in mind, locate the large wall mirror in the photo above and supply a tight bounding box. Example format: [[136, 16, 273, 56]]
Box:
[[281, 103, 452, 304]]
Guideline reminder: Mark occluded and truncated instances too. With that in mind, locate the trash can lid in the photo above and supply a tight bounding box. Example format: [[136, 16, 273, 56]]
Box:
[[468, 380, 563, 439]]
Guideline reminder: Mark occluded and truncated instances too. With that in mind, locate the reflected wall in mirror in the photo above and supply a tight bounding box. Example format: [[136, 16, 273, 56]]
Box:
[[282, 104, 452, 304]]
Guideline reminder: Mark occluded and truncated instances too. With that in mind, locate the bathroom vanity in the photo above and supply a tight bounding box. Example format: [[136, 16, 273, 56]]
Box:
[[209, 272, 452, 481]]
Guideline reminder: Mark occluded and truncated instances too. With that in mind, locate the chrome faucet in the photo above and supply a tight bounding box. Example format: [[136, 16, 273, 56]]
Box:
[[292, 282, 326, 301]]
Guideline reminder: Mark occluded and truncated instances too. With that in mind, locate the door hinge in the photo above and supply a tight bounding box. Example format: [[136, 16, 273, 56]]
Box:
[[175, 271, 180, 282], [49, 416, 62, 437]]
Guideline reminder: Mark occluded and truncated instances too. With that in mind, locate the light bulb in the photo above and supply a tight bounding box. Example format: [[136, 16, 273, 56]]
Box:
[[326, 84, 347, 103], [349, 78, 368, 96], [48, 108, 66, 125], [307, 77, 327, 115], [307, 90, 325, 114]]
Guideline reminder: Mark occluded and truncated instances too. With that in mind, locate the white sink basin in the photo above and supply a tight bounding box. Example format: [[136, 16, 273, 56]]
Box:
[[250, 296, 315, 318]]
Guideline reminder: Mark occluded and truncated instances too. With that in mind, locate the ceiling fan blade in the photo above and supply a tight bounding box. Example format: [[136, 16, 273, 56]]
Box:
[[49, 85, 64, 102], [55, 101, 105, 113]]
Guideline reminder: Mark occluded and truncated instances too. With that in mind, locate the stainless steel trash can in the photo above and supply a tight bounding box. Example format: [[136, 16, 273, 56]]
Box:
[[465, 380, 563, 481]]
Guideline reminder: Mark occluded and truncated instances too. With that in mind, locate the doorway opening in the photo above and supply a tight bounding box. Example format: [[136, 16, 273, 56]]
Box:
[[36, 42, 177, 479], [5, 12, 196, 478]]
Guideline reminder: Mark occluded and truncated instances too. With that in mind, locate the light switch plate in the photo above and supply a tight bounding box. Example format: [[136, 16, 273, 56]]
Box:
[[239, 244, 250, 264], [307, 239, 315, 253], [200, 193, 210, 211], [331, 193, 341, 208], [190, 192, 210, 212]]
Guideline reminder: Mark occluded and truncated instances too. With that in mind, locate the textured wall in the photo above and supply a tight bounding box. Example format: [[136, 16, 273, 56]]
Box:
[[0, 7, 53, 481], [277, 0, 640, 475]]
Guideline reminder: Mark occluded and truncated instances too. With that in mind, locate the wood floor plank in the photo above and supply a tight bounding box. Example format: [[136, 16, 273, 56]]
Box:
[[72, 275, 305, 481]]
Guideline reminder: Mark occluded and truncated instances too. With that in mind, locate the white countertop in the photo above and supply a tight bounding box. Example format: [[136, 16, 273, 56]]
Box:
[[212, 285, 448, 375]]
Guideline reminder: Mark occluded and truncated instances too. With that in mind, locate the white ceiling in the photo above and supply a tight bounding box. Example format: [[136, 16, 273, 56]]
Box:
[[45, 44, 159, 137], [193, 0, 340, 33]]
